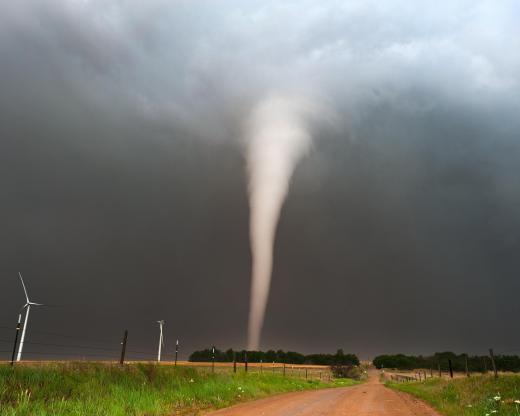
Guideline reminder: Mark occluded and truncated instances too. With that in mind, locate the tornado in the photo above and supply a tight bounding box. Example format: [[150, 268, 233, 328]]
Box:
[[246, 95, 313, 350]]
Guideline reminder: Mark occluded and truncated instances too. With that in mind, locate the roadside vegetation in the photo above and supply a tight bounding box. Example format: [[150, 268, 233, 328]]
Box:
[[0, 362, 357, 416], [387, 374, 520, 416]]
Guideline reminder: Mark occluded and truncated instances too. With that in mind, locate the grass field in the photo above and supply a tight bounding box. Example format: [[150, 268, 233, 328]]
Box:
[[387, 373, 520, 415], [0, 362, 355, 416]]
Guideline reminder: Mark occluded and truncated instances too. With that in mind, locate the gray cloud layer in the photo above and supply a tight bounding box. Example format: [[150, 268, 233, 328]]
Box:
[[1, 1, 519, 358]]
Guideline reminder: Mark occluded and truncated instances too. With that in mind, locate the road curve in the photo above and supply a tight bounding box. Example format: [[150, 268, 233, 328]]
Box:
[[205, 372, 440, 416]]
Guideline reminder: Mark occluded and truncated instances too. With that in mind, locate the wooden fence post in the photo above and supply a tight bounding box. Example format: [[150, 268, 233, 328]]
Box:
[[119, 330, 128, 366], [10, 315, 22, 367], [489, 349, 498, 378], [448, 359, 453, 378]]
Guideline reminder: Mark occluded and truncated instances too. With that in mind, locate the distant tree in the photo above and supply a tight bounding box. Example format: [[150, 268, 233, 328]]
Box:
[[188, 347, 360, 366], [373, 352, 520, 373]]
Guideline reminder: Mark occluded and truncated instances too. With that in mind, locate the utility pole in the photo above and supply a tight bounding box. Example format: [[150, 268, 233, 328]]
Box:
[[489, 349, 498, 378], [119, 330, 128, 365], [175, 339, 179, 366], [10, 314, 22, 367]]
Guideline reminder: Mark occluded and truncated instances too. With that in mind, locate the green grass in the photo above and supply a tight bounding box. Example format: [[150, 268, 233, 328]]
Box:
[[387, 374, 520, 416], [0, 362, 357, 415]]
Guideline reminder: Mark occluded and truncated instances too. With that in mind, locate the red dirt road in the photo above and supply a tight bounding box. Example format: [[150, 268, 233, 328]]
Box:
[[206, 372, 440, 416]]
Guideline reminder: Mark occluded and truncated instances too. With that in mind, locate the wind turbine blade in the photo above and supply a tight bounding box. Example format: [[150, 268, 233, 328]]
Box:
[[18, 272, 30, 303], [30, 303, 44, 306]]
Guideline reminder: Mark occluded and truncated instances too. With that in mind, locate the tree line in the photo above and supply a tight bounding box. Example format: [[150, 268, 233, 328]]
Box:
[[373, 352, 520, 372], [189, 348, 359, 366]]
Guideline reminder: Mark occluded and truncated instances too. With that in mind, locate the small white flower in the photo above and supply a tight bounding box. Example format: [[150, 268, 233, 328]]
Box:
[[189, 378, 194, 383], [515, 400, 520, 404], [466, 404, 472, 408], [491, 411, 497, 414], [494, 395, 501, 401]]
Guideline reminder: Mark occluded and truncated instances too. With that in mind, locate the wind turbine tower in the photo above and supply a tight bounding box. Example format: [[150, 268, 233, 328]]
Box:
[[157, 320, 165, 362], [17, 272, 44, 361]]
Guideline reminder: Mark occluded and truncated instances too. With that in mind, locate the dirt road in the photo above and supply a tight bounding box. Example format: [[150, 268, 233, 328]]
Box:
[[206, 372, 440, 416]]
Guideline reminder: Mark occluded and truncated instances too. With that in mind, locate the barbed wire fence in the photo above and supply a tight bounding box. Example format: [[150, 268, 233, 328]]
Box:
[[0, 323, 333, 380]]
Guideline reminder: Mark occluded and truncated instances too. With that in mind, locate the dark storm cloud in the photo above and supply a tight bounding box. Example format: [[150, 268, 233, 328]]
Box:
[[1, 1, 519, 358]]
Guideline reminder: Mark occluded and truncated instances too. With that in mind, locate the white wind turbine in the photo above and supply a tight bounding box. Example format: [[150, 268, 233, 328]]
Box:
[[157, 320, 165, 362], [17, 272, 44, 361]]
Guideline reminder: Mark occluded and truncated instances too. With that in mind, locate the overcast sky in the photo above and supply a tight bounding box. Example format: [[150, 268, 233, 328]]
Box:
[[1, 0, 520, 360]]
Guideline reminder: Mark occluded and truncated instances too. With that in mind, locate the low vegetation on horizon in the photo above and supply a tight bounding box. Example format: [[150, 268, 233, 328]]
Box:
[[0, 362, 356, 416], [387, 373, 520, 416], [189, 347, 360, 366], [374, 352, 520, 373]]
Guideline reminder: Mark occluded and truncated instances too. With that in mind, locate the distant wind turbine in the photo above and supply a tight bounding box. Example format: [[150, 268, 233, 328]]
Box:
[[157, 320, 165, 362], [17, 272, 44, 361]]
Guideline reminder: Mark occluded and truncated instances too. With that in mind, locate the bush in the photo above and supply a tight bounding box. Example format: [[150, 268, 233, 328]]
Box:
[[330, 365, 362, 380]]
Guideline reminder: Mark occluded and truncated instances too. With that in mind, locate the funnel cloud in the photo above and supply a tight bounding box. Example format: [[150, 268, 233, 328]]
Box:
[[246, 95, 315, 350]]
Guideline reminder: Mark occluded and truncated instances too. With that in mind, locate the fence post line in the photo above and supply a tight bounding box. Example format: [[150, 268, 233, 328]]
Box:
[[489, 349, 498, 378], [10, 314, 22, 367], [233, 351, 237, 373], [272, 361, 275, 374], [244, 351, 248, 373], [438, 361, 442, 378], [465, 354, 469, 377], [448, 359, 453, 378], [119, 330, 128, 366], [175, 339, 179, 366], [306, 368, 308, 379], [283, 362, 286, 377]]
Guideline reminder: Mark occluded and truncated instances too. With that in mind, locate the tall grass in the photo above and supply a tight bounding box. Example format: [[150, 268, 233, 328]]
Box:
[[0, 362, 353, 415], [388, 374, 520, 416]]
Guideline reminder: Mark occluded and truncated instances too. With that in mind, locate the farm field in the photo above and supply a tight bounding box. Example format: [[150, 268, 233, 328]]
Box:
[[387, 373, 520, 416], [0, 361, 351, 416]]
